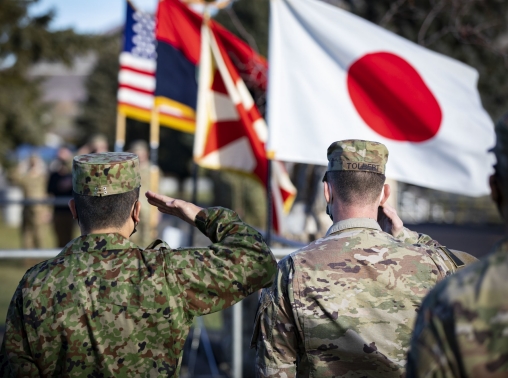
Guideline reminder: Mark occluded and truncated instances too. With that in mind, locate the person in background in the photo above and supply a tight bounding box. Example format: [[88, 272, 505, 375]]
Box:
[[11, 153, 48, 249], [406, 114, 508, 377], [252, 140, 464, 377], [47, 145, 75, 247], [128, 140, 156, 247], [77, 133, 109, 155], [0, 152, 277, 377]]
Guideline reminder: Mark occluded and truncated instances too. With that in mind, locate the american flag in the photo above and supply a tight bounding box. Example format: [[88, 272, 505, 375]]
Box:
[[117, 2, 156, 122]]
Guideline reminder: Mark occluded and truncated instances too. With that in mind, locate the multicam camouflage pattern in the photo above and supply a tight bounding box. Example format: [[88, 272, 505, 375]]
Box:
[[0, 207, 277, 377], [406, 237, 508, 377], [326, 140, 389, 175], [72, 152, 141, 196], [396, 227, 478, 271], [252, 218, 454, 377]]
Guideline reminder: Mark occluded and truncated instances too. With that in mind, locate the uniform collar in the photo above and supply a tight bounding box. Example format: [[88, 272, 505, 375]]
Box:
[[59, 233, 140, 255], [326, 217, 381, 236]]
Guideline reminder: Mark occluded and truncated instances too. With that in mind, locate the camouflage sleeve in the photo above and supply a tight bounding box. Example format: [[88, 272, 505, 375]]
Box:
[[396, 227, 442, 248], [252, 257, 300, 377], [167, 207, 277, 317], [0, 280, 39, 377], [406, 285, 459, 378]]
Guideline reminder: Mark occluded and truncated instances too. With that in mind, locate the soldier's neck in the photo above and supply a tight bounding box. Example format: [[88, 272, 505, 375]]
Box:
[[80, 224, 133, 239], [332, 202, 378, 223]]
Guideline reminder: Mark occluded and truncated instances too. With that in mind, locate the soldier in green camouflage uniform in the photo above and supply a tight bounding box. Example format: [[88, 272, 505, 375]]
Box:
[[0, 152, 277, 377], [406, 116, 508, 377], [252, 140, 458, 377]]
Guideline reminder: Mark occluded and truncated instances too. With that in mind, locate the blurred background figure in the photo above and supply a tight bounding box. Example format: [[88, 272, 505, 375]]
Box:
[[47, 145, 75, 247], [128, 140, 156, 247], [78, 134, 109, 155], [10, 154, 48, 249]]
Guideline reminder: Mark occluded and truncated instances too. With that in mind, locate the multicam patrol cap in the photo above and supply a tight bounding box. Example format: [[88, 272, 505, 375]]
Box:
[[72, 152, 141, 196], [325, 140, 389, 175]]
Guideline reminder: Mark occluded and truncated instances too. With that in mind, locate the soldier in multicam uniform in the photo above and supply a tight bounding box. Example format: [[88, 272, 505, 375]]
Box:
[[252, 140, 461, 377], [406, 115, 508, 377], [0, 152, 277, 377], [11, 153, 49, 249]]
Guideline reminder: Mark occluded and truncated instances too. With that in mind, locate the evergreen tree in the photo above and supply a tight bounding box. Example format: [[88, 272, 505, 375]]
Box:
[[76, 33, 120, 147], [0, 0, 95, 163]]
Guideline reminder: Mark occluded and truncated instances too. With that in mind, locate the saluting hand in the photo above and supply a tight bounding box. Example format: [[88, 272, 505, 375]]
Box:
[[145, 191, 203, 226], [378, 203, 404, 238]]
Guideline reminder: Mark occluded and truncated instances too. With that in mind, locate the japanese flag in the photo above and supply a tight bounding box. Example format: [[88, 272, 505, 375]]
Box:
[[267, 0, 495, 196]]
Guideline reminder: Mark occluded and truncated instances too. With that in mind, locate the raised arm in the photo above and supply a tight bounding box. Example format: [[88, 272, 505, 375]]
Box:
[[379, 203, 443, 246], [146, 191, 277, 317]]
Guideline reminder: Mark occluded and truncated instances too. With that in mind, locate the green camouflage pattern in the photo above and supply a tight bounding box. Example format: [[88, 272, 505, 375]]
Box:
[[0, 207, 277, 377], [252, 218, 453, 377], [72, 152, 141, 196], [326, 140, 389, 175], [407, 237, 508, 377]]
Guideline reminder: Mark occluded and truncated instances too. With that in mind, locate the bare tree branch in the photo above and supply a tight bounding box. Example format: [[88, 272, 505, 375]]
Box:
[[418, 0, 446, 45], [225, 6, 260, 54], [380, 0, 407, 27]]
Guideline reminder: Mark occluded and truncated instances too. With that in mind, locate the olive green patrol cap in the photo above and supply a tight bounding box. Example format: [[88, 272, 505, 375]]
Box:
[[325, 139, 389, 175], [72, 152, 141, 196]]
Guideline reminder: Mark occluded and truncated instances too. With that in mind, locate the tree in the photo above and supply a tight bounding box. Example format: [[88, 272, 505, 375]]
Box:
[[76, 33, 120, 147], [0, 0, 95, 163]]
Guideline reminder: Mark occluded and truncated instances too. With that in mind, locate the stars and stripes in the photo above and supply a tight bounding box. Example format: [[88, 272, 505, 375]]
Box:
[[117, 2, 156, 122]]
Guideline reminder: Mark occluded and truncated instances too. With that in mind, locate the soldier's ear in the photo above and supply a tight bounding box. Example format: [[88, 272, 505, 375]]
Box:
[[68, 199, 78, 220], [379, 183, 391, 206], [132, 200, 141, 223], [324, 181, 332, 204]]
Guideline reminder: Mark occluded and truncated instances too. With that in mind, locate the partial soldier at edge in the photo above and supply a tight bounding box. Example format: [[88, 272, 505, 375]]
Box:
[[406, 114, 508, 377], [0, 152, 277, 377], [251, 140, 472, 377]]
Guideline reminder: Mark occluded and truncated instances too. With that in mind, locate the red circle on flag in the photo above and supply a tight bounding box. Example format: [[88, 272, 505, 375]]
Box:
[[347, 52, 442, 142]]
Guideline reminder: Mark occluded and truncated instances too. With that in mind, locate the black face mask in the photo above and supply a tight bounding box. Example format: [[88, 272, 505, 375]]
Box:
[[322, 172, 333, 221], [129, 200, 139, 237], [326, 203, 333, 222]]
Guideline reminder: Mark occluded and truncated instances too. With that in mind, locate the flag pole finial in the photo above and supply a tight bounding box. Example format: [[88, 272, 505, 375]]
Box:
[[181, 0, 232, 9]]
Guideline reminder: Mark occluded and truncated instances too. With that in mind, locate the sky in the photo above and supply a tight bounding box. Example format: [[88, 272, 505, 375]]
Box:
[[28, 0, 159, 34]]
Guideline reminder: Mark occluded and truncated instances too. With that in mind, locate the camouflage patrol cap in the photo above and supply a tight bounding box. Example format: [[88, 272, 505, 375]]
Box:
[[326, 140, 389, 175], [72, 153, 141, 196]]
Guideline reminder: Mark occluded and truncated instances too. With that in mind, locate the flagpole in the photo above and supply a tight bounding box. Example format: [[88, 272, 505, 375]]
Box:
[[265, 158, 273, 246], [188, 163, 198, 246], [115, 110, 126, 152], [149, 103, 160, 239]]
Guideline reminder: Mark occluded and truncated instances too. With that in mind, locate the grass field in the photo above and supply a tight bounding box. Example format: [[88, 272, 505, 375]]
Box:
[[0, 221, 51, 325]]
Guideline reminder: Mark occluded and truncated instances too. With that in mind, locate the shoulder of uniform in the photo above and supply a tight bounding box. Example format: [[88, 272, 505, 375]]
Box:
[[144, 239, 171, 251], [18, 259, 54, 287]]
